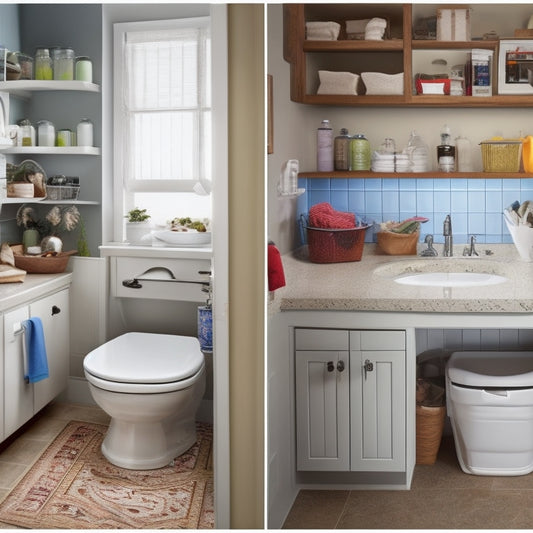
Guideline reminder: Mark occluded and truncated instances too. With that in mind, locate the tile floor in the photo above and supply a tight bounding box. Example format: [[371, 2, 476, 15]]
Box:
[[283, 435, 533, 529], [0, 401, 110, 529]]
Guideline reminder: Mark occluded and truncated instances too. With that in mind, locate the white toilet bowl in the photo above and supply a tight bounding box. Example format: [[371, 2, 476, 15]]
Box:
[[83, 332, 205, 470]]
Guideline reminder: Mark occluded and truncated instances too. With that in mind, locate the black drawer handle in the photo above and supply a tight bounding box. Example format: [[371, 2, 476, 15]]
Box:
[[52, 305, 61, 315]]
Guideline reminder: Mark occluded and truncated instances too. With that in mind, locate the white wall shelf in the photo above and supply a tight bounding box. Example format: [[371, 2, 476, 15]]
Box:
[[0, 80, 100, 99], [0, 146, 100, 155]]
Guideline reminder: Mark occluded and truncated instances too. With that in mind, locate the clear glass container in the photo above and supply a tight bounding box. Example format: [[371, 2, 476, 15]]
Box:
[[34, 48, 52, 80], [53, 48, 75, 80], [334, 128, 350, 171], [17, 53, 33, 80]]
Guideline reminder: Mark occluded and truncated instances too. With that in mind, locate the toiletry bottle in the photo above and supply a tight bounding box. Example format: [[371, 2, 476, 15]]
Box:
[[437, 124, 455, 172], [456, 136, 473, 172], [334, 128, 350, 170], [350, 133, 371, 171], [317, 119, 334, 172]]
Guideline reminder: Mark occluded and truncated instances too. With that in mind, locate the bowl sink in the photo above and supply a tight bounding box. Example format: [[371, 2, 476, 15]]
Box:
[[394, 271, 507, 287]]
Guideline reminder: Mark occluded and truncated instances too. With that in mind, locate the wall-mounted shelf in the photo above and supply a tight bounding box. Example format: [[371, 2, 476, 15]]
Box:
[[284, 3, 533, 108], [299, 171, 533, 179], [1, 197, 99, 205], [0, 146, 100, 155], [0, 80, 100, 99]]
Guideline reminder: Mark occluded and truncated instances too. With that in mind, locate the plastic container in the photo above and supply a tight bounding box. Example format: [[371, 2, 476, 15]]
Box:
[[317, 119, 333, 172], [446, 350, 533, 475], [334, 128, 350, 170], [37, 120, 55, 147], [76, 118, 93, 146], [350, 134, 371, 171], [480, 140, 522, 172]]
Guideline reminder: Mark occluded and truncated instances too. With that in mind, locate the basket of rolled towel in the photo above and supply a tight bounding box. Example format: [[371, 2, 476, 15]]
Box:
[[300, 203, 370, 263]]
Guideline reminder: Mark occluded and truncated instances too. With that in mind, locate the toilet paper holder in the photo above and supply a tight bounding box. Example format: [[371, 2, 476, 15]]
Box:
[[122, 267, 211, 290]]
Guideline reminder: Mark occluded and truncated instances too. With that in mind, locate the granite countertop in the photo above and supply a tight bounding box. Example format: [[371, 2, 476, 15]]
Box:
[[277, 243, 533, 313]]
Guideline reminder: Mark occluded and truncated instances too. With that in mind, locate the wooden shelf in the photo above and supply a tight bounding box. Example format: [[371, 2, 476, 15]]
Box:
[[299, 171, 532, 179], [303, 39, 404, 52]]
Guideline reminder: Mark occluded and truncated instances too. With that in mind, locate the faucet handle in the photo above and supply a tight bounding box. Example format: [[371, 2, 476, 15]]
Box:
[[420, 234, 438, 256]]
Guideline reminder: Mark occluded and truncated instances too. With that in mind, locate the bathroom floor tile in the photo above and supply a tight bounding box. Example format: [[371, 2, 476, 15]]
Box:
[[284, 435, 533, 529]]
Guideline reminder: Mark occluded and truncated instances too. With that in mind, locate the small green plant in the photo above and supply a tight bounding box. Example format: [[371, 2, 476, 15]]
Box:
[[125, 208, 151, 223]]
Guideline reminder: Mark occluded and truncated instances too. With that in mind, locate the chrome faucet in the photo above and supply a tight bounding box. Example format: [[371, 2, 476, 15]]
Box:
[[443, 214, 453, 257], [463, 235, 479, 257]]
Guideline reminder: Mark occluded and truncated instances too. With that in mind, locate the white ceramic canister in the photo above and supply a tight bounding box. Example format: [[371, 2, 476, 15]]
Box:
[[75, 56, 92, 82], [37, 120, 55, 147], [76, 118, 93, 147]]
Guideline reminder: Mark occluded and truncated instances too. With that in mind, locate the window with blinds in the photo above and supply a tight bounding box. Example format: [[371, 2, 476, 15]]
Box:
[[114, 17, 211, 207]]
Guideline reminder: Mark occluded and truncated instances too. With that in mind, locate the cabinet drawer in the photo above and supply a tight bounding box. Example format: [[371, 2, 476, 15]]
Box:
[[350, 330, 405, 351], [295, 328, 349, 351]]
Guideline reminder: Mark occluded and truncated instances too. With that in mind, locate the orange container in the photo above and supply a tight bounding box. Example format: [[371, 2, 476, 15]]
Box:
[[377, 231, 419, 255], [523, 136, 533, 173]]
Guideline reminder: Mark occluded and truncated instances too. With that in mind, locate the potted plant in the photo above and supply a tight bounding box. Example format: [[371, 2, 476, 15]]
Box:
[[125, 207, 152, 245]]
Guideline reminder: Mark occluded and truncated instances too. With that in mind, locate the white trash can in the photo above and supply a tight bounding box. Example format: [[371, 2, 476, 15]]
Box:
[[446, 351, 533, 476]]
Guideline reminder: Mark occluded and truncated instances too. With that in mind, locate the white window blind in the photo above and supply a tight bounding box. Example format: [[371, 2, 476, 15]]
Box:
[[116, 18, 211, 194]]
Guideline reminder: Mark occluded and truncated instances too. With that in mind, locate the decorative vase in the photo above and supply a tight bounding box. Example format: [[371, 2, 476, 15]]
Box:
[[125, 221, 152, 245]]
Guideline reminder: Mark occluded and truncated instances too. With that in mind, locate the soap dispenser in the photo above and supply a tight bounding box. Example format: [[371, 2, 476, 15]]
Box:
[[437, 124, 455, 172]]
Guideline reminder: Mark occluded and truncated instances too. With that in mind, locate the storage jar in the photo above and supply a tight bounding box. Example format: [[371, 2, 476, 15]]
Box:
[[34, 48, 52, 80], [53, 48, 75, 80], [75, 56, 92, 82], [350, 134, 371, 171], [76, 118, 93, 146], [37, 120, 55, 147]]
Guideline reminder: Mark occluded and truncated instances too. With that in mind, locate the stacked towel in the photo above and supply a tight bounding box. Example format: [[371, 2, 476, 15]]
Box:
[[268, 244, 286, 292], [309, 202, 356, 229], [306, 21, 340, 41], [365, 17, 387, 40], [346, 19, 370, 39], [317, 70, 359, 95], [23, 317, 49, 383]]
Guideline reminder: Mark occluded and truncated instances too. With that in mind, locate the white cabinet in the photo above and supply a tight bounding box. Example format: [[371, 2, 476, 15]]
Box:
[[350, 330, 406, 472], [295, 328, 406, 473], [3, 288, 69, 438]]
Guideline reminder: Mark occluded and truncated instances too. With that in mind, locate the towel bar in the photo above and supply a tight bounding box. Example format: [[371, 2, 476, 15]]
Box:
[[122, 267, 211, 290]]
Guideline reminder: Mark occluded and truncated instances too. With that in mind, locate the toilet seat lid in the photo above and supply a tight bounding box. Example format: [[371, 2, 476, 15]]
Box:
[[447, 351, 533, 388], [84, 332, 204, 384]]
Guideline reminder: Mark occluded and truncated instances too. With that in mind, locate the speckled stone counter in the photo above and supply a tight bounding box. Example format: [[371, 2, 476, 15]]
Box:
[[278, 244, 533, 313]]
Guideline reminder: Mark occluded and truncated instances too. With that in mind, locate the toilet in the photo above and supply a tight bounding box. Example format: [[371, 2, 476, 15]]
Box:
[[83, 331, 205, 470], [446, 351, 533, 476]]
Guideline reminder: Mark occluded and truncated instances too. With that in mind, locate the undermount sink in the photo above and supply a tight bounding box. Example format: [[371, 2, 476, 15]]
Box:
[[394, 271, 507, 287], [373, 259, 509, 288]]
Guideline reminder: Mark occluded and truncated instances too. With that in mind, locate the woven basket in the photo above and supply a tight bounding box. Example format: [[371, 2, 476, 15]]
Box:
[[480, 140, 522, 172], [377, 231, 419, 255], [416, 405, 446, 465], [11, 246, 77, 274], [305, 225, 369, 263]]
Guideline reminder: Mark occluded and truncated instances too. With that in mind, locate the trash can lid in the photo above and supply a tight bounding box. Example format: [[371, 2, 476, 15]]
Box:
[[447, 351, 533, 388]]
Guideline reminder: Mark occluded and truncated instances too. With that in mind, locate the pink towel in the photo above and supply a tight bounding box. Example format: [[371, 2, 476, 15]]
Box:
[[309, 202, 356, 229]]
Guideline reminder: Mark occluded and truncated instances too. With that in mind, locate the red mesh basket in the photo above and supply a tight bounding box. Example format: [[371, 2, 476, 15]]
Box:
[[301, 216, 369, 263]]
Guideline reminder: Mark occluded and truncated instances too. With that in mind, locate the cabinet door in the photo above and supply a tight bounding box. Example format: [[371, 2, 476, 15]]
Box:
[[31, 289, 70, 413], [4, 305, 32, 438], [295, 350, 350, 471], [350, 330, 406, 472]]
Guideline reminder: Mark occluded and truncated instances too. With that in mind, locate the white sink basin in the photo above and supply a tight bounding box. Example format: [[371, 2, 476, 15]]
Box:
[[394, 271, 508, 288]]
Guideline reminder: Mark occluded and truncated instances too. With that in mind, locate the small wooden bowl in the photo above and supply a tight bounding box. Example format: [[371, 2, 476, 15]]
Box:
[[377, 231, 419, 255]]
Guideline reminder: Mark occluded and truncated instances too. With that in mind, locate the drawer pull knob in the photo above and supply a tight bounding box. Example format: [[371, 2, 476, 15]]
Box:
[[51, 305, 61, 315], [337, 360, 345, 372], [327, 361, 334, 372]]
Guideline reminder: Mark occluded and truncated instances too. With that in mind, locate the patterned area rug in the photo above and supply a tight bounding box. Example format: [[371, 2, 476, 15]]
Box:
[[0, 420, 214, 529]]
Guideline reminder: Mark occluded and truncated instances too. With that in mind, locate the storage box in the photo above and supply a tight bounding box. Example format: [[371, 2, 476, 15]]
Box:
[[361, 72, 403, 95], [436, 8, 470, 41], [45, 185, 80, 201], [480, 140, 522, 172]]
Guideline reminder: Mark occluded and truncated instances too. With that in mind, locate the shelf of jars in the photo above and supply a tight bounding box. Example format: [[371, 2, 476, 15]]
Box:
[[0, 197, 99, 205], [0, 80, 100, 99], [0, 146, 100, 155], [298, 171, 533, 179]]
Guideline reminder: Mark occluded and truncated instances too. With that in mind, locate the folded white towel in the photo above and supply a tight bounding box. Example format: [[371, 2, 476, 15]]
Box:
[[317, 70, 359, 95], [306, 21, 340, 41], [365, 17, 387, 40]]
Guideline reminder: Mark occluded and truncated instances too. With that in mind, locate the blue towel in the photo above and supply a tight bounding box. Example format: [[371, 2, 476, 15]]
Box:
[[23, 317, 49, 383]]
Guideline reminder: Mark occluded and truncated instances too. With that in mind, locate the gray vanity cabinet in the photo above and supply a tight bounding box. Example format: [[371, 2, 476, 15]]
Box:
[[3, 288, 70, 439], [295, 328, 406, 473]]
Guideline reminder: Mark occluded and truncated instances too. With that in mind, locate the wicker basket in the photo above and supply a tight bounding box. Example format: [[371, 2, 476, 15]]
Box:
[[416, 405, 446, 465], [377, 231, 419, 255], [46, 185, 80, 201], [480, 140, 522, 172], [301, 219, 369, 263], [11, 246, 77, 274]]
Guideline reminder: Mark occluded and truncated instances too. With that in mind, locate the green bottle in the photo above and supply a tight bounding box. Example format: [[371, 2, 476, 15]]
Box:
[[350, 134, 371, 171]]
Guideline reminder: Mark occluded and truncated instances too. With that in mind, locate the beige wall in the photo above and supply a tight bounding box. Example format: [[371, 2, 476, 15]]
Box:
[[228, 4, 265, 529]]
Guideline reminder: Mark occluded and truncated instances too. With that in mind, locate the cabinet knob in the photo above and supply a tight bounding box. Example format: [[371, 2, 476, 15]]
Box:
[[337, 360, 345, 372], [51, 305, 61, 315], [364, 359, 373, 380], [327, 361, 334, 372]]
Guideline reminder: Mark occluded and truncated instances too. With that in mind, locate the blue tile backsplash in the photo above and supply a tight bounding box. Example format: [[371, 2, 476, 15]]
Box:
[[297, 177, 533, 245]]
